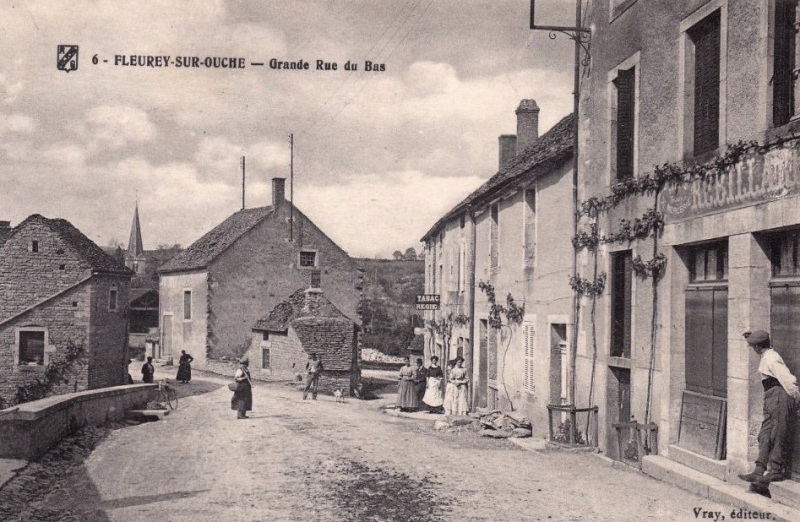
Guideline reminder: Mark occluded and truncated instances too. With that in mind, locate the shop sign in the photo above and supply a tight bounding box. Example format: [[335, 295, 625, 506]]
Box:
[[415, 294, 440, 310]]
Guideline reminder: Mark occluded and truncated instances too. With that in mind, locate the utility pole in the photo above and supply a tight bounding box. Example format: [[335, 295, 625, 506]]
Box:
[[530, 0, 590, 407], [289, 133, 294, 242], [241, 156, 246, 210]]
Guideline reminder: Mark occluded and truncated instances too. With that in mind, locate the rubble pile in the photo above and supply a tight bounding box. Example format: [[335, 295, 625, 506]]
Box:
[[475, 410, 533, 439]]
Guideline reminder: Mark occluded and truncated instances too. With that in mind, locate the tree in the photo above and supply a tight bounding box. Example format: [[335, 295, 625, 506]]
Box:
[[392, 250, 404, 260], [404, 247, 417, 260]]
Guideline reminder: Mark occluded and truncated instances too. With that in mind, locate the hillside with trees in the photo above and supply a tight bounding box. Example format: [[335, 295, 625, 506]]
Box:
[[357, 257, 424, 356]]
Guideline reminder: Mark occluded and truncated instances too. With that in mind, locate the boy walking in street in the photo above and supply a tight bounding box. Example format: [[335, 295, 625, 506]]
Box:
[[738, 330, 799, 485]]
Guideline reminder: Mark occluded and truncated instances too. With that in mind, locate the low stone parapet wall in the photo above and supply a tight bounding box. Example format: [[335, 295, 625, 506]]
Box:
[[0, 384, 155, 460]]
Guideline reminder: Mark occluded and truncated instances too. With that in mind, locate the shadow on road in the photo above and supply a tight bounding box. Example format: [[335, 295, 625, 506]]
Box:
[[98, 488, 211, 510]]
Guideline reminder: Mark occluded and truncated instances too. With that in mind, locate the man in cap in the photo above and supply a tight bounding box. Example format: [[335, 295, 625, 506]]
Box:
[[738, 330, 799, 484], [302, 352, 323, 400]]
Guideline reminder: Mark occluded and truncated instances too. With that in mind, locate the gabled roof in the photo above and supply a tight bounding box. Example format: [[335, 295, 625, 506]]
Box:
[[7, 214, 131, 275], [421, 113, 574, 241], [253, 288, 351, 332], [159, 206, 274, 273]]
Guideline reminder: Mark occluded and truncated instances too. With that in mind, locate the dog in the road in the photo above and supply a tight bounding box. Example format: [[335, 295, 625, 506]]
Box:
[[333, 387, 345, 403]]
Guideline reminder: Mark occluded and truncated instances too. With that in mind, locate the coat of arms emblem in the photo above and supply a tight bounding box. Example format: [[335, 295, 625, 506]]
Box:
[[57, 45, 79, 73]]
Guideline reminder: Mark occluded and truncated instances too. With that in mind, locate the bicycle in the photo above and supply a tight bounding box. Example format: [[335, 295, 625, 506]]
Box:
[[148, 379, 178, 410]]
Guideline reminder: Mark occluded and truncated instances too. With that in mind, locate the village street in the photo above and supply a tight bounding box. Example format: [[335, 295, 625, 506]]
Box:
[[1, 368, 736, 522]]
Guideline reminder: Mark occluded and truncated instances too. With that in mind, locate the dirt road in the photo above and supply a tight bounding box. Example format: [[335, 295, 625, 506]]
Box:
[[1, 369, 733, 521]]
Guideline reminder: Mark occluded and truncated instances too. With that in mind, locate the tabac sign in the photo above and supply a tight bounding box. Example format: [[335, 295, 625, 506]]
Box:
[[662, 142, 800, 222], [415, 294, 440, 310]]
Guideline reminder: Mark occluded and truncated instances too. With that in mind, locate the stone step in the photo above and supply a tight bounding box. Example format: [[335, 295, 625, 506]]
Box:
[[642, 455, 800, 522], [667, 444, 727, 481], [771, 479, 800, 511]]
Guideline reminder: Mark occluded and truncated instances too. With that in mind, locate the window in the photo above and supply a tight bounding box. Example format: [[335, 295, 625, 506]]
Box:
[[59, 264, 65, 270], [19, 330, 45, 365], [690, 242, 728, 282], [460, 214, 466, 228], [614, 67, 636, 180], [30, 240, 39, 253], [610, 251, 632, 358], [183, 290, 192, 320], [523, 323, 535, 392], [524, 188, 536, 269], [109, 284, 118, 312], [262, 347, 271, 370], [689, 11, 721, 155], [773, 0, 798, 126], [771, 229, 800, 276], [310, 269, 321, 288], [262, 331, 269, 341], [488, 322, 497, 381], [299, 251, 317, 267]]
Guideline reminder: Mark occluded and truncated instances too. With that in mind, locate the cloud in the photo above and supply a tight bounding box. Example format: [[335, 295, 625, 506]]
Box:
[[72, 105, 157, 153]]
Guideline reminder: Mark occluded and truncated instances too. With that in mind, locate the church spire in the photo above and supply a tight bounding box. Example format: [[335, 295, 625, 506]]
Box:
[[128, 202, 144, 257]]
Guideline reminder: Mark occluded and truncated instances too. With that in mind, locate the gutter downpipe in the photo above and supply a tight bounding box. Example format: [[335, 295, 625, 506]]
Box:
[[468, 207, 478, 410], [569, 0, 582, 408]]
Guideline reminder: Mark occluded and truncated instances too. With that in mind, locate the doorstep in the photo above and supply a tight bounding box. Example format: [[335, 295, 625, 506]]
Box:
[[642, 455, 800, 522]]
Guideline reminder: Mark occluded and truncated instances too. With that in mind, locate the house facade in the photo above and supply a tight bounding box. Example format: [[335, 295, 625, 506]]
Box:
[[158, 178, 363, 371], [422, 100, 575, 437], [578, 0, 800, 484], [250, 287, 360, 392], [0, 215, 131, 406]]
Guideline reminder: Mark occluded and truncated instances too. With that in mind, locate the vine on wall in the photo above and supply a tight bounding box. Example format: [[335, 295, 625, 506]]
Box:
[[12, 340, 87, 406], [573, 135, 800, 429]]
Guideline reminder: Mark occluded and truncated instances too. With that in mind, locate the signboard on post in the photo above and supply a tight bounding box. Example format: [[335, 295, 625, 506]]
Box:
[[415, 294, 440, 310]]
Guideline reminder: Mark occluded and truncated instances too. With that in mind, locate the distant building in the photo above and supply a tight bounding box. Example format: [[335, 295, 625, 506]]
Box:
[[125, 203, 147, 276], [250, 287, 360, 392], [0, 214, 131, 405], [158, 178, 363, 371]]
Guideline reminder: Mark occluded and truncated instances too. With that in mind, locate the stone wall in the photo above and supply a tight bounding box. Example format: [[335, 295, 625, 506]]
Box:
[[88, 274, 130, 388], [158, 270, 208, 366], [0, 384, 154, 459]]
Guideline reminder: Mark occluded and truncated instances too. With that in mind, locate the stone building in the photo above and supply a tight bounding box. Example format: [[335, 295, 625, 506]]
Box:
[[250, 287, 360, 393], [421, 100, 575, 437], [0, 214, 131, 405], [577, 0, 800, 493], [158, 178, 362, 370]]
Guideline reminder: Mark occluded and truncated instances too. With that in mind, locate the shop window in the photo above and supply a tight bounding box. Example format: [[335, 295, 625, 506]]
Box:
[[690, 243, 728, 282], [689, 11, 721, 155], [773, 0, 798, 127], [18, 329, 45, 366], [610, 251, 632, 358], [771, 229, 800, 277]]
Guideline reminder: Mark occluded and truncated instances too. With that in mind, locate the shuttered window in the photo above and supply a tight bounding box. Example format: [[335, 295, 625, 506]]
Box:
[[774, 0, 797, 127], [488, 328, 497, 381], [685, 287, 728, 398], [523, 323, 535, 392], [610, 251, 632, 358], [615, 67, 636, 180], [690, 12, 721, 155]]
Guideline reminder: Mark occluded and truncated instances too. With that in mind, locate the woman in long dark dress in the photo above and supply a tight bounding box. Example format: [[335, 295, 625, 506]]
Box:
[[176, 350, 194, 384], [231, 356, 253, 419], [396, 356, 417, 412]]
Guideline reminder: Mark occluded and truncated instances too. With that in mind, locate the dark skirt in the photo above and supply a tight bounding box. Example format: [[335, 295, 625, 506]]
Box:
[[177, 362, 192, 382], [231, 382, 253, 412]]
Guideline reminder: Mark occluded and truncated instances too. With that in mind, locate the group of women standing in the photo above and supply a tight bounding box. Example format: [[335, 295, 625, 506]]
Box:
[[397, 355, 469, 415]]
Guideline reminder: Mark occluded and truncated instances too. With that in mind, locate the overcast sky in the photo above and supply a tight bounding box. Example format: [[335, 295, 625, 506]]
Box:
[[0, 0, 574, 258]]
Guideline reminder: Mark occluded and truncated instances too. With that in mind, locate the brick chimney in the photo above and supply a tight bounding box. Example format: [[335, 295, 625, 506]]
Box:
[[272, 177, 286, 206], [498, 134, 517, 169], [515, 99, 540, 154]]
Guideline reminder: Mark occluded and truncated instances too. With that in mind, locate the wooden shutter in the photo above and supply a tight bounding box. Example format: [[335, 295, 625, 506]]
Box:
[[615, 68, 636, 180], [523, 323, 535, 391], [774, 0, 797, 127], [691, 12, 721, 155], [610, 251, 632, 358]]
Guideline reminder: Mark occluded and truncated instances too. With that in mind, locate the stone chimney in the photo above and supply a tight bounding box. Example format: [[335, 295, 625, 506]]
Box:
[[498, 134, 517, 169], [303, 287, 324, 315], [515, 99, 540, 154], [272, 177, 286, 206]]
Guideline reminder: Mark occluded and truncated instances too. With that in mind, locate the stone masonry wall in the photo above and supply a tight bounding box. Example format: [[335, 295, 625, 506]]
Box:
[[207, 203, 362, 361], [0, 284, 91, 406], [88, 275, 130, 388]]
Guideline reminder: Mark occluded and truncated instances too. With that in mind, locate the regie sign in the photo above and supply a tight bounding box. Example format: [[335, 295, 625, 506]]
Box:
[[415, 294, 440, 310]]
